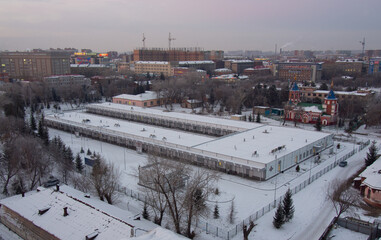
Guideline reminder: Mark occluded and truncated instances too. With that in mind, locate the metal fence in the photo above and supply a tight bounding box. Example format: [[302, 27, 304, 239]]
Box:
[[118, 140, 370, 240]]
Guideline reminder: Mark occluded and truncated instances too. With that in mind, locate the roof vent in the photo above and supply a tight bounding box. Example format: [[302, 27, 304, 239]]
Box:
[[63, 207, 68, 217], [86, 231, 99, 240], [38, 207, 50, 215]]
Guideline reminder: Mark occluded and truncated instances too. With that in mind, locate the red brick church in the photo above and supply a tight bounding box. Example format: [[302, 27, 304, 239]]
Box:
[[285, 83, 338, 125]]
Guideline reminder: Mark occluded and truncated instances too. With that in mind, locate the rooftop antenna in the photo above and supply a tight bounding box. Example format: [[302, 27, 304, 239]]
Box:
[[359, 37, 365, 57], [168, 32, 175, 50], [142, 33, 146, 49]]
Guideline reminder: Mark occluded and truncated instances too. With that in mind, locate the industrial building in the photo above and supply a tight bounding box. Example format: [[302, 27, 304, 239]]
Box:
[[45, 103, 334, 180]]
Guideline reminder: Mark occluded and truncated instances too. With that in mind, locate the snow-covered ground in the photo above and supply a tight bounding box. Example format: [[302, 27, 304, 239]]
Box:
[[48, 126, 372, 239], [39, 103, 381, 239], [327, 225, 368, 240]]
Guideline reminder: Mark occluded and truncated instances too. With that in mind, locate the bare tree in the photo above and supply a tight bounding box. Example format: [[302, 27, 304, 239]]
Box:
[[15, 136, 52, 190], [0, 139, 21, 195], [243, 221, 256, 240], [326, 179, 359, 220], [139, 155, 219, 238], [90, 154, 120, 204]]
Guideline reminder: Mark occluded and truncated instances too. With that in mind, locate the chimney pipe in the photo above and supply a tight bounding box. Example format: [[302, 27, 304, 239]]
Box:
[[63, 207, 68, 217], [56, 184, 60, 192]]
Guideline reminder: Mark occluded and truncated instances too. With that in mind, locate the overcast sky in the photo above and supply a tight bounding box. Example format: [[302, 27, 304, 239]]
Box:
[[0, 0, 379, 53]]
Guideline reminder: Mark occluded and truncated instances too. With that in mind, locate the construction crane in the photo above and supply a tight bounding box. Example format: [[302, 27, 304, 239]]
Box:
[[359, 37, 365, 57], [168, 32, 175, 50], [142, 33, 146, 49]]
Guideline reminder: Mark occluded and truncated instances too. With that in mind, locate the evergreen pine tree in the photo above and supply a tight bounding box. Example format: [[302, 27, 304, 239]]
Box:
[[248, 114, 252, 122], [314, 116, 322, 131], [87, 149, 92, 155], [30, 113, 37, 131], [75, 153, 84, 173], [160, 72, 165, 80], [42, 126, 49, 146], [256, 112, 261, 123], [38, 119, 44, 137], [142, 201, 150, 220], [365, 141, 379, 166], [80, 147, 85, 153], [64, 146, 74, 164], [282, 189, 295, 222], [295, 165, 300, 172], [273, 202, 285, 228], [213, 204, 220, 219]]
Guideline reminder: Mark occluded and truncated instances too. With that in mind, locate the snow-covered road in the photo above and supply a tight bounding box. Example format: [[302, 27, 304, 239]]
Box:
[[291, 148, 365, 240]]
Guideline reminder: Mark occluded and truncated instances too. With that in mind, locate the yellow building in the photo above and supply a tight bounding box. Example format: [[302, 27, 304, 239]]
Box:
[[133, 61, 172, 77]]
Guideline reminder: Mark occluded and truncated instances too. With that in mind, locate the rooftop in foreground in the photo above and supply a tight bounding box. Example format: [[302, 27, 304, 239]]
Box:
[[0, 186, 134, 240]]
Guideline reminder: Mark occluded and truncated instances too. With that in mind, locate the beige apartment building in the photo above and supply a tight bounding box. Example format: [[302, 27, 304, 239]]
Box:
[[133, 61, 172, 77], [0, 50, 71, 81]]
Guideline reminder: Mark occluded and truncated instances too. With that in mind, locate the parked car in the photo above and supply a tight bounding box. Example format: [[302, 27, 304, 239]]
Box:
[[43, 176, 60, 188], [339, 161, 348, 167]]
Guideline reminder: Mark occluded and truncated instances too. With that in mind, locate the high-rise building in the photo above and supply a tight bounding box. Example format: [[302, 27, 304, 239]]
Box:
[[0, 50, 71, 81]]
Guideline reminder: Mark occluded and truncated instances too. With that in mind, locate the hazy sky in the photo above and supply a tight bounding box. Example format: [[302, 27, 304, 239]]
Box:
[[0, 0, 380, 53]]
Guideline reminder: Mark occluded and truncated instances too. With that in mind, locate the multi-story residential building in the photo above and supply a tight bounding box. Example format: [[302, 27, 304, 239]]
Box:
[[134, 61, 172, 77], [0, 50, 71, 81], [224, 60, 254, 74], [133, 48, 223, 62], [299, 86, 373, 103], [272, 62, 322, 82], [334, 59, 365, 76], [43, 75, 90, 89], [178, 60, 216, 73]]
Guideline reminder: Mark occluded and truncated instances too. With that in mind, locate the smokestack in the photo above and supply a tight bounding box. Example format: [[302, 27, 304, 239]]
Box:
[[280, 48, 283, 56], [63, 207, 68, 217]]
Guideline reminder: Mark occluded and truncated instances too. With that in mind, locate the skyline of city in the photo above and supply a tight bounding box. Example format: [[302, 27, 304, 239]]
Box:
[[0, 0, 380, 52]]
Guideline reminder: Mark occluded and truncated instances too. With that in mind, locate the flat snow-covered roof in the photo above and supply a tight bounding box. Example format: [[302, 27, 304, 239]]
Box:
[[50, 112, 214, 147], [113, 91, 159, 101], [90, 102, 262, 131], [193, 125, 331, 165], [0, 187, 134, 240]]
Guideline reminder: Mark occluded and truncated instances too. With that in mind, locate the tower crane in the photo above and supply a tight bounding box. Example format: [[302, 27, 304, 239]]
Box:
[[168, 32, 175, 50]]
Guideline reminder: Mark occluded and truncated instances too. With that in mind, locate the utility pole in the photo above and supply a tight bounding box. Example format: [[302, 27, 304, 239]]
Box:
[[168, 32, 175, 50]]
